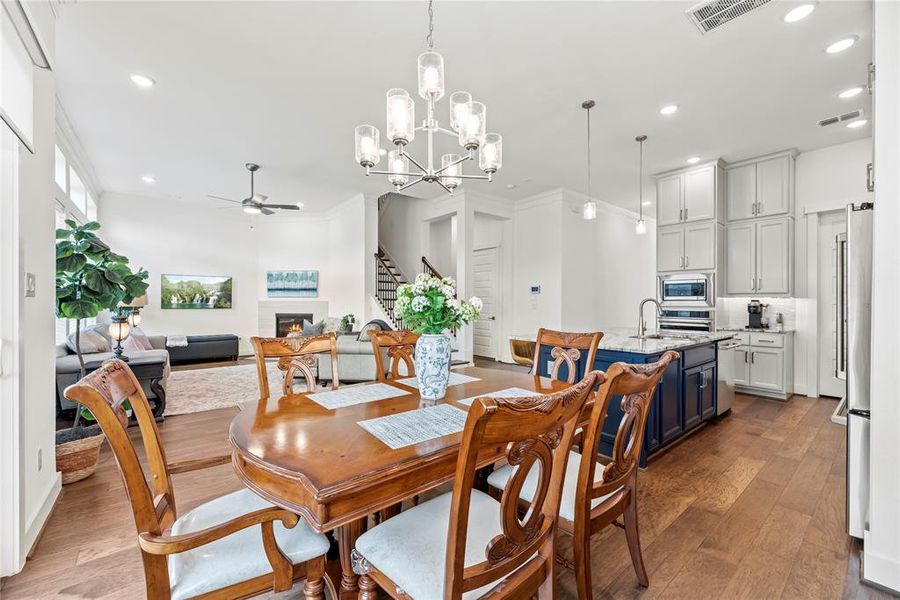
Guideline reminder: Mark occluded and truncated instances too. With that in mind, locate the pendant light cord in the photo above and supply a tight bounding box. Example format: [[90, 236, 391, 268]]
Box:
[[586, 105, 592, 202], [426, 0, 435, 50], [636, 134, 647, 221]]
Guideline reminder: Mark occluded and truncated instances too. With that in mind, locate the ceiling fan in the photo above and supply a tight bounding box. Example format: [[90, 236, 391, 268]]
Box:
[[208, 163, 302, 215]]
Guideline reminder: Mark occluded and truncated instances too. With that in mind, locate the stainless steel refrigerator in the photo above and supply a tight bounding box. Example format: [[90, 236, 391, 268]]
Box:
[[835, 202, 873, 539]]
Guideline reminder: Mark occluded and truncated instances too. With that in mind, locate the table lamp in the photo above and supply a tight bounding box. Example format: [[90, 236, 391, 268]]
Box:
[[109, 311, 131, 362], [121, 294, 148, 328]]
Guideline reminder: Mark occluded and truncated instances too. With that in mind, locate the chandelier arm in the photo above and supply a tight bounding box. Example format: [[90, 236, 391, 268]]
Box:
[[399, 147, 429, 174], [368, 170, 426, 177], [452, 173, 492, 181], [435, 127, 457, 137], [435, 179, 454, 194], [399, 177, 425, 192], [433, 153, 470, 175]]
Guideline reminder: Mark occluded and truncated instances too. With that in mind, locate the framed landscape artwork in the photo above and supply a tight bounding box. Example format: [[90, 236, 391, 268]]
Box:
[[266, 270, 318, 298], [161, 274, 233, 309]]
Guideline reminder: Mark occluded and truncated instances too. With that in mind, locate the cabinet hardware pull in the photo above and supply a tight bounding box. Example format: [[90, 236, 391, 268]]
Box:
[[758, 201, 763, 215], [758, 339, 774, 343], [752, 203, 756, 216], [679, 256, 684, 267], [758, 277, 762, 290], [684, 207, 688, 220], [685, 255, 689, 268], [744, 351, 748, 363], [751, 352, 755, 363], [679, 208, 683, 222]]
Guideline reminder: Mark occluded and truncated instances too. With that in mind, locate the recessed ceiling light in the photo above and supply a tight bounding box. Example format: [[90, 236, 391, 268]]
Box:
[[826, 36, 858, 54], [141, 175, 156, 184], [784, 3, 816, 23], [838, 86, 864, 99], [130, 73, 156, 88], [295, 202, 305, 209], [642, 200, 652, 206], [847, 119, 868, 129], [687, 156, 701, 164], [659, 104, 679, 116]]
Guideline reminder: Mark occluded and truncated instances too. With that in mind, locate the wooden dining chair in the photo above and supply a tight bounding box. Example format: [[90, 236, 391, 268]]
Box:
[[531, 328, 604, 383], [370, 330, 420, 381], [64, 359, 333, 600], [489, 351, 679, 598], [351, 371, 603, 600], [251, 333, 339, 399]]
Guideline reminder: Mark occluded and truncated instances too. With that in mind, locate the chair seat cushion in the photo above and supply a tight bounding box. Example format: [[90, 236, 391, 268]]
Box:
[[355, 490, 517, 599], [167, 489, 330, 600], [486, 451, 621, 522]]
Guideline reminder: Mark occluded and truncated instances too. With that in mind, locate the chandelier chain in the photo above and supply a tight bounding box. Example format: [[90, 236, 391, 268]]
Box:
[[426, 0, 435, 50]]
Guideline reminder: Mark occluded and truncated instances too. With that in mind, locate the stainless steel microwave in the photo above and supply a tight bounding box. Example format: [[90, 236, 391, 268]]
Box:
[[658, 273, 714, 306]]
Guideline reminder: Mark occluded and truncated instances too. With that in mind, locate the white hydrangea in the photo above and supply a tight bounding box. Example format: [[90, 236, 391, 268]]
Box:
[[469, 296, 483, 312], [447, 297, 461, 312], [411, 295, 428, 312], [440, 285, 456, 298]]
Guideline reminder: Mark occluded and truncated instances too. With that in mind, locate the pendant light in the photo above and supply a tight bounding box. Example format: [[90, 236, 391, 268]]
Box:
[[582, 100, 597, 220], [635, 134, 648, 235]]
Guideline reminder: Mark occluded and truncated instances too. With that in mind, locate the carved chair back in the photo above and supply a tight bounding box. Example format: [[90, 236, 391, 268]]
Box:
[[370, 330, 420, 381], [575, 351, 679, 518], [64, 359, 176, 588], [251, 333, 339, 399], [445, 371, 603, 598], [531, 328, 604, 383]]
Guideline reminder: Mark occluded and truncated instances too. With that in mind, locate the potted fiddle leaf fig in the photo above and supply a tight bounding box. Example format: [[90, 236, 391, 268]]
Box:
[[55, 219, 149, 484]]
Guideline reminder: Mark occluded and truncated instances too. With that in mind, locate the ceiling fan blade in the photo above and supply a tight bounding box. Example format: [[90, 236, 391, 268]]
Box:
[[207, 194, 241, 204], [260, 207, 275, 216], [252, 193, 268, 203], [264, 204, 301, 210]]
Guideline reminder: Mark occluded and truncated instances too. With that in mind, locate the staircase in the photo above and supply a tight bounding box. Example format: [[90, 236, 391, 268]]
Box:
[[374, 247, 408, 330]]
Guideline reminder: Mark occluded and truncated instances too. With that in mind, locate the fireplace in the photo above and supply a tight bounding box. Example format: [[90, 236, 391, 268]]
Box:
[[275, 313, 314, 337]]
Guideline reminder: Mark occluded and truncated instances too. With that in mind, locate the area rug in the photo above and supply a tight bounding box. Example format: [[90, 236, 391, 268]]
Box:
[[164, 363, 284, 416]]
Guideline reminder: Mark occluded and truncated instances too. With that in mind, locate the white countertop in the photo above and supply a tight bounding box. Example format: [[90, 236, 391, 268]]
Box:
[[717, 327, 795, 334], [511, 328, 736, 355]]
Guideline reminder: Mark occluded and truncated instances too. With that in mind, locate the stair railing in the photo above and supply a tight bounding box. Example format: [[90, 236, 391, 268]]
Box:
[[375, 251, 405, 330], [421, 256, 443, 279]]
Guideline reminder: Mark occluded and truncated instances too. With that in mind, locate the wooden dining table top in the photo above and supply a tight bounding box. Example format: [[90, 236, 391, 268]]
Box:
[[229, 366, 571, 532]]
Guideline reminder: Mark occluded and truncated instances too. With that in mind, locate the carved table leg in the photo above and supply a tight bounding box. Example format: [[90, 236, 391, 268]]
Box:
[[337, 518, 366, 599], [149, 377, 166, 422]]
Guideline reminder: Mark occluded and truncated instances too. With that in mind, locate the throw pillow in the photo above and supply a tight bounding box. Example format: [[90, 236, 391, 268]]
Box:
[[302, 319, 325, 336], [122, 336, 145, 354], [129, 327, 154, 351], [66, 329, 111, 354], [357, 320, 387, 342], [323, 317, 342, 333]]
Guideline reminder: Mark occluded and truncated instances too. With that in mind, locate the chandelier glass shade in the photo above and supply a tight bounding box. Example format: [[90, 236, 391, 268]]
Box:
[[354, 1, 502, 195]]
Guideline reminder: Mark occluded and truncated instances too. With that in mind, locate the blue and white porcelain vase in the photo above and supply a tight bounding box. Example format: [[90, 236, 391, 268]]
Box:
[[414, 333, 452, 401]]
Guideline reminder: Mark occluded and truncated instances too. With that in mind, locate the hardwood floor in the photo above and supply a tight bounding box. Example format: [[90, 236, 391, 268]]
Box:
[[5, 359, 892, 599]]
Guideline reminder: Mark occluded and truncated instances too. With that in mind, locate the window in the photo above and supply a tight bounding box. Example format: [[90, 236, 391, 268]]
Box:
[[68, 167, 86, 215], [55, 145, 67, 192], [86, 192, 97, 221]]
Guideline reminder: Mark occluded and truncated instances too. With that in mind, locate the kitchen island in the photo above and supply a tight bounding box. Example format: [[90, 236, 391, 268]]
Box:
[[529, 328, 736, 466]]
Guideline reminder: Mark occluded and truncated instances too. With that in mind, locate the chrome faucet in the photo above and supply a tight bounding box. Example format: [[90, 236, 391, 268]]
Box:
[[638, 298, 662, 338]]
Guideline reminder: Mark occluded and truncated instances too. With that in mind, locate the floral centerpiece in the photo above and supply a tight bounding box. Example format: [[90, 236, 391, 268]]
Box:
[[394, 274, 481, 399]]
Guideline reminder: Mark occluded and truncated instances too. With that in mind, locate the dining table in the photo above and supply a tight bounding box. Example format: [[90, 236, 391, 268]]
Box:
[[228, 366, 571, 598]]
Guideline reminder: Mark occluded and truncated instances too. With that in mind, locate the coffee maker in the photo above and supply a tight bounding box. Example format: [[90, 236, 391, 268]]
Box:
[[747, 299, 769, 329]]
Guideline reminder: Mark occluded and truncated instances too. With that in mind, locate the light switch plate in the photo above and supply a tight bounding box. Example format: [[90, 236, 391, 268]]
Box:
[[24, 272, 36, 297]]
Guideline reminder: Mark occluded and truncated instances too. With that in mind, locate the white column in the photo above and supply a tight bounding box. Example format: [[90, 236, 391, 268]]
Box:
[[865, 0, 900, 592]]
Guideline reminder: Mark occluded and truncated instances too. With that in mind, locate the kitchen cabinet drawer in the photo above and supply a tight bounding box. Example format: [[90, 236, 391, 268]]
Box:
[[750, 332, 784, 348], [683, 345, 716, 369]]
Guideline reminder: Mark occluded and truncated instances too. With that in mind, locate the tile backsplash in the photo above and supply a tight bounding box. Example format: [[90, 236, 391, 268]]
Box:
[[716, 297, 797, 331]]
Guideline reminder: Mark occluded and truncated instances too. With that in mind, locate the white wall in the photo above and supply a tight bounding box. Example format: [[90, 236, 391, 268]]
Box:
[[793, 138, 873, 396], [512, 192, 563, 335], [100, 192, 371, 354], [866, 2, 900, 591], [378, 193, 426, 281], [428, 216, 455, 279]]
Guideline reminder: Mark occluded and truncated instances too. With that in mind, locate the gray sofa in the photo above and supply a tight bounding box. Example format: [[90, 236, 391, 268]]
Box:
[[316, 320, 398, 384], [55, 324, 170, 414]]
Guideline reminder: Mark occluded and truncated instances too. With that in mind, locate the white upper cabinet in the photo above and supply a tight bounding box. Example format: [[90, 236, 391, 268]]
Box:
[[683, 166, 716, 222], [726, 222, 756, 295], [726, 151, 794, 222], [726, 164, 756, 221], [756, 218, 791, 294], [683, 222, 716, 271], [657, 225, 685, 272], [755, 156, 791, 217], [725, 217, 792, 296], [657, 175, 683, 226], [656, 162, 723, 226]]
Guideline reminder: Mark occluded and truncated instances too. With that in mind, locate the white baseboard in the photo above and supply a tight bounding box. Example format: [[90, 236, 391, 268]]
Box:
[[23, 472, 60, 558], [863, 533, 900, 594]]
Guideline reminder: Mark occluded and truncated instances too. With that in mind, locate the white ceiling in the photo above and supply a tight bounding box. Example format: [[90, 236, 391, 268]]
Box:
[[55, 0, 873, 214]]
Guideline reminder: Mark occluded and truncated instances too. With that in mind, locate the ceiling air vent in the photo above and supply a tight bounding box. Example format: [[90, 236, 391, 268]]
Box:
[[818, 109, 864, 127], [686, 0, 772, 34]]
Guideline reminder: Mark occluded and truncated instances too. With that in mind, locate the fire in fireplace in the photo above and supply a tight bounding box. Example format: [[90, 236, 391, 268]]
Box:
[[275, 313, 314, 337]]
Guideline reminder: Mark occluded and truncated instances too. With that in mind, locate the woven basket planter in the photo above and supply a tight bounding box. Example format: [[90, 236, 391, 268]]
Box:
[[56, 432, 105, 484]]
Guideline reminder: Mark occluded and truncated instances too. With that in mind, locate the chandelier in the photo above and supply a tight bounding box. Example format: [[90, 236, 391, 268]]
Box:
[[353, 0, 502, 195]]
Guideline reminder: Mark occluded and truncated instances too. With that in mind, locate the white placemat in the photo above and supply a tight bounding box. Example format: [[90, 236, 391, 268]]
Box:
[[395, 372, 481, 389], [307, 383, 411, 410], [456, 387, 536, 406], [358, 404, 468, 449]]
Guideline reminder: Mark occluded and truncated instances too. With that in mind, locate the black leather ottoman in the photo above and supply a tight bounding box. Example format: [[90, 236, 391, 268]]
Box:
[[167, 334, 240, 365]]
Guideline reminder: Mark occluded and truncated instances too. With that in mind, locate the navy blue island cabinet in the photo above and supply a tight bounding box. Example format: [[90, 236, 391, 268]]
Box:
[[592, 342, 719, 467]]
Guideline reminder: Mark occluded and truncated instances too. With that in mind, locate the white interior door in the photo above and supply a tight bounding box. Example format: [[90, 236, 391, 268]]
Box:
[[472, 247, 499, 359], [818, 211, 848, 398]]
